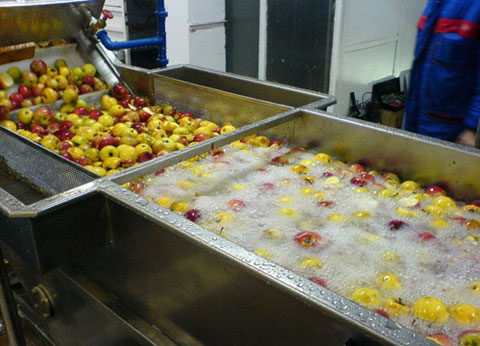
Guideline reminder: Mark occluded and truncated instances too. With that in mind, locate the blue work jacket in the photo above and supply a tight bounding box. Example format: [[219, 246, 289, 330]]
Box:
[[404, 0, 480, 141]]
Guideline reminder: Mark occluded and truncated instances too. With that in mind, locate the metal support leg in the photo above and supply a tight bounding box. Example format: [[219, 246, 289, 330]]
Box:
[[0, 247, 25, 346]]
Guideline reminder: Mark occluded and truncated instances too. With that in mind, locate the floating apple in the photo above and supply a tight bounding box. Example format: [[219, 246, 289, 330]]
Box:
[[184, 209, 201, 222], [30, 59, 47, 75], [0, 106, 8, 121], [113, 83, 129, 100], [294, 232, 322, 248], [388, 220, 406, 231], [458, 330, 480, 346], [228, 199, 246, 211], [309, 277, 328, 287]]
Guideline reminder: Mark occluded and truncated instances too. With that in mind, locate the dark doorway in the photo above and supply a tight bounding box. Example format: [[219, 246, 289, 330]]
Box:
[[226, 0, 260, 78], [266, 0, 334, 92]]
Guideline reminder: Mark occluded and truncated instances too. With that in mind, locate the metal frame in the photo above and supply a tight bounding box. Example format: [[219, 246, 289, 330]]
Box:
[[149, 64, 337, 110]]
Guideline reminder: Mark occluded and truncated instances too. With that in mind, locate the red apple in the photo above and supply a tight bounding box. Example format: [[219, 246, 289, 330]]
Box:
[[59, 120, 73, 130], [184, 209, 201, 222], [73, 107, 88, 116], [259, 183, 275, 192], [425, 185, 447, 196], [118, 100, 129, 108], [177, 112, 195, 120], [73, 156, 92, 166], [89, 109, 102, 120], [82, 76, 95, 88], [30, 124, 44, 134], [318, 201, 334, 208], [419, 232, 436, 241], [58, 141, 72, 152], [18, 85, 32, 98], [294, 231, 322, 248], [309, 277, 328, 287], [46, 123, 60, 133], [58, 130, 74, 141], [271, 156, 289, 165], [139, 108, 153, 121], [228, 199, 246, 211], [348, 163, 365, 173], [155, 168, 166, 175], [112, 83, 129, 100], [269, 139, 283, 147], [98, 136, 116, 150], [0, 106, 8, 121], [9, 92, 24, 104], [15, 122, 25, 130], [322, 172, 334, 177], [133, 97, 148, 108], [136, 151, 154, 162], [61, 151, 73, 160], [360, 173, 375, 182], [388, 220, 406, 231], [350, 177, 367, 187], [193, 133, 210, 142], [129, 182, 146, 194], [374, 309, 390, 319], [120, 159, 135, 168], [79, 84, 93, 95], [132, 122, 147, 133], [30, 59, 47, 75], [10, 100, 19, 110], [32, 83, 45, 97]]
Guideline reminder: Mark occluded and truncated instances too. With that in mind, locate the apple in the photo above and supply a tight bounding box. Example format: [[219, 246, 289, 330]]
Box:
[[133, 97, 148, 108], [118, 100, 129, 108], [129, 182, 146, 194], [0, 99, 13, 111], [0, 90, 7, 99], [139, 108, 153, 121], [0, 106, 8, 121], [136, 151, 154, 162], [9, 92, 24, 105], [21, 72, 38, 89], [46, 66, 58, 78], [79, 84, 93, 94], [318, 201, 334, 208], [426, 185, 447, 196], [30, 59, 47, 75], [458, 330, 480, 346], [0, 72, 14, 89], [348, 163, 365, 173], [98, 136, 116, 150], [9, 100, 19, 111], [350, 177, 367, 187], [131, 122, 147, 134], [388, 220, 406, 231], [162, 104, 176, 116], [54, 75, 68, 89], [184, 209, 201, 222], [259, 183, 275, 192], [419, 232, 436, 241], [271, 155, 288, 165], [193, 133, 209, 142], [54, 59, 67, 69], [82, 76, 95, 88], [61, 151, 73, 160], [228, 199, 246, 211], [33, 106, 54, 125], [46, 123, 60, 133], [17, 85, 32, 99], [73, 156, 92, 166], [58, 141, 72, 152], [374, 309, 390, 319], [113, 84, 129, 100], [30, 124, 44, 134], [155, 168, 166, 176], [17, 108, 33, 124], [7, 66, 21, 81], [41, 87, 58, 104], [294, 231, 322, 248], [58, 130, 74, 141], [15, 122, 25, 130], [82, 63, 96, 77], [360, 173, 375, 182], [89, 109, 102, 120], [309, 277, 328, 287], [73, 107, 88, 116]]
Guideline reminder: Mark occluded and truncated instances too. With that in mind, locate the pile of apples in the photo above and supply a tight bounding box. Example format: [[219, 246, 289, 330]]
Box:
[[0, 83, 237, 176], [0, 58, 108, 119]]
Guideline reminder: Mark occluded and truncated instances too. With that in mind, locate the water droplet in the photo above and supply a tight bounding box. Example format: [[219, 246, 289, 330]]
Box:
[[212, 236, 217, 241]]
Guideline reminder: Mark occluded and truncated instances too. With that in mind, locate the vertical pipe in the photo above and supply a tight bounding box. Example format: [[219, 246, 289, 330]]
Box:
[[156, 0, 169, 67], [0, 247, 25, 346], [258, 0, 268, 80]]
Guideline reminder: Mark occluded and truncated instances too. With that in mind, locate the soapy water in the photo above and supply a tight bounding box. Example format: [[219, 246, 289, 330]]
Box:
[[137, 141, 480, 344]]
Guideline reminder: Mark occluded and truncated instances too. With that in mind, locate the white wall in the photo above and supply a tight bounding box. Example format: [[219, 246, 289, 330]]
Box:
[[329, 0, 427, 116], [164, 0, 226, 71]]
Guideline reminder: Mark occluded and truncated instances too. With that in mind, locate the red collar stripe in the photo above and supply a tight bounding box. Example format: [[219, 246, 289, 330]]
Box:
[[435, 18, 480, 39], [418, 15, 428, 30], [417, 15, 480, 39]]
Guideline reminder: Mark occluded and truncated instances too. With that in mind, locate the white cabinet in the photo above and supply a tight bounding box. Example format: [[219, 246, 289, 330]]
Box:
[[165, 0, 226, 71]]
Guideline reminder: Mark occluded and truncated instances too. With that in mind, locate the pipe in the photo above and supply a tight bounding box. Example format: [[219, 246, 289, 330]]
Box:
[[96, 0, 168, 67]]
